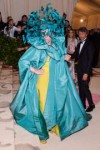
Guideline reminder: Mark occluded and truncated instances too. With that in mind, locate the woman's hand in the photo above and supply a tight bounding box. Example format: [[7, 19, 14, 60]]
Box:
[[17, 46, 28, 51], [82, 74, 88, 81], [21, 25, 26, 30], [64, 54, 71, 62], [30, 67, 44, 75], [17, 26, 21, 32], [44, 36, 51, 45]]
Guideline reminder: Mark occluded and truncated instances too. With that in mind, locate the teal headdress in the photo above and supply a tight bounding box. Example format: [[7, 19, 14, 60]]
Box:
[[23, 3, 65, 43]]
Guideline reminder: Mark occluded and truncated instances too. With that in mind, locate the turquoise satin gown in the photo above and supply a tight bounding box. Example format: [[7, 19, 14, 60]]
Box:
[[10, 36, 88, 140]]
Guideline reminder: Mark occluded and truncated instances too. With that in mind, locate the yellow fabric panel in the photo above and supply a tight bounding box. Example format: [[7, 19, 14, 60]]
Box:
[[36, 57, 59, 136], [51, 125, 59, 136], [37, 57, 50, 113]]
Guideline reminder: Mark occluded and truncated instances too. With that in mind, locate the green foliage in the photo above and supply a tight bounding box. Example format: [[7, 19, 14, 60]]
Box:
[[0, 35, 24, 68]]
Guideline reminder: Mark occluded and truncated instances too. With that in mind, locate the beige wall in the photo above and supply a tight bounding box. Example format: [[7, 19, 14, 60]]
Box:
[[72, 14, 100, 29], [72, 15, 87, 29], [0, 0, 77, 24], [87, 14, 100, 29]]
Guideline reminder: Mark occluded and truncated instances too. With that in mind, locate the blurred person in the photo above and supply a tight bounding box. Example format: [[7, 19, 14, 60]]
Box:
[[17, 15, 28, 27], [67, 29, 78, 80], [0, 12, 5, 34], [4, 19, 21, 38], [71, 27, 95, 112], [15, 15, 28, 39]]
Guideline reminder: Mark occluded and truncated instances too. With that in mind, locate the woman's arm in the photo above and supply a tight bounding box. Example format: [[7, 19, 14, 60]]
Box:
[[30, 67, 44, 74], [4, 27, 8, 35], [17, 46, 29, 51], [14, 26, 21, 32]]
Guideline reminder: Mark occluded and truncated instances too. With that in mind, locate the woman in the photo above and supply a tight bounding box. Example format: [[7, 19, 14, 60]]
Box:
[[67, 29, 78, 80], [0, 12, 5, 34], [10, 4, 88, 144], [4, 19, 21, 38]]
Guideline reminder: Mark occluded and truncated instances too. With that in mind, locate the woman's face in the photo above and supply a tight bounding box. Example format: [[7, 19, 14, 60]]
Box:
[[22, 17, 27, 22], [68, 30, 74, 38], [9, 20, 13, 26]]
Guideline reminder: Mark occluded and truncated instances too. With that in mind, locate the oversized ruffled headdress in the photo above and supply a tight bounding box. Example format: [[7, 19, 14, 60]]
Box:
[[23, 3, 65, 43]]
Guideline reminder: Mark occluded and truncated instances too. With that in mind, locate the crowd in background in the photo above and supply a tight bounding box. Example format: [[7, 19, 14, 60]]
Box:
[[0, 12, 27, 39], [0, 11, 100, 67]]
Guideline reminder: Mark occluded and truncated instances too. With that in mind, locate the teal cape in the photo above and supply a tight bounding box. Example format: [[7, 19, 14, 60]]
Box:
[[10, 36, 88, 140]]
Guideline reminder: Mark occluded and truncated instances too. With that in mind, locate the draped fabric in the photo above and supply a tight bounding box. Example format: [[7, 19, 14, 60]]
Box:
[[0, 0, 78, 22], [10, 35, 88, 140]]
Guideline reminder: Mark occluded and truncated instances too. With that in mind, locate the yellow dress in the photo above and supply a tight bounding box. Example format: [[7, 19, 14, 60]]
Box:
[[36, 57, 59, 136]]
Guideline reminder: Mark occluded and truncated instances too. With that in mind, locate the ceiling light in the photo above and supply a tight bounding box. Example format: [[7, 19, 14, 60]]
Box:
[[80, 19, 84, 23]]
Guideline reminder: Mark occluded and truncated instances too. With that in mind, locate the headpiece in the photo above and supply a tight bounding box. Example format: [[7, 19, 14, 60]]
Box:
[[23, 3, 65, 43]]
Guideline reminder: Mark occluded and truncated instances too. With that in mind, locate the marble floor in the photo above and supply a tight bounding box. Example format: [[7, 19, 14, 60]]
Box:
[[0, 62, 100, 150]]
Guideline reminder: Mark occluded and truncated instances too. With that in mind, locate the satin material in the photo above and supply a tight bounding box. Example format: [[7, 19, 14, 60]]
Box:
[[37, 57, 50, 114], [10, 36, 88, 140]]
